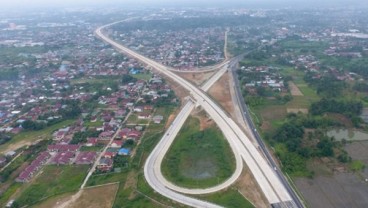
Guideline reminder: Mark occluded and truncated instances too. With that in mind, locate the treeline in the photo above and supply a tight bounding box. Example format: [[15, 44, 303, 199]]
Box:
[[270, 113, 341, 176], [310, 98, 363, 116], [304, 73, 345, 97]]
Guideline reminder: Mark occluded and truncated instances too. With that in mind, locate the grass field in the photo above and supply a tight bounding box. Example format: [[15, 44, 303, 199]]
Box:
[[80, 145, 103, 152], [161, 116, 235, 188], [0, 119, 75, 153], [15, 165, 89, 207], [198, 188, 254, 208], [131, 73, 152, 81], [84, 120, 103, 128], [86, 172, 128, 187]]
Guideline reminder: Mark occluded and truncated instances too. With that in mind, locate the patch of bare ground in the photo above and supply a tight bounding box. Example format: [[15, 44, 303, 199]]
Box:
[[67, 184, 119, 208], [208, 72, 235, 116], [260, 106, 287, 121], [236, 165, 268, 208], [260, 121, 272, 131], [325, 113, 354, 128], [165, 78, 189, 105], [286, 108, 309, 114], [175, 71, 215, 86], [191, 110, 215, 131], [288, 81, 303, 96], [36, 193, 74, 208]]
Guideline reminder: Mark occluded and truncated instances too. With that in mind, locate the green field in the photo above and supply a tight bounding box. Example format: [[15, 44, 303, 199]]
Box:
[[131, 73, 152, 81], [15, 165, 89, 207], [161, 116, 235, 188], [198, 189, 254, 208], [84, 120, 103, 128], [86, 172, 128, 187], [0, 119, 75, 153]]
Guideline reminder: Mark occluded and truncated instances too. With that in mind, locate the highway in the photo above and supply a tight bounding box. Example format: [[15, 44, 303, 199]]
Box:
[[231, 64, 304, 208], [95, 21, 298, 208], [147, 62, 244, 196]]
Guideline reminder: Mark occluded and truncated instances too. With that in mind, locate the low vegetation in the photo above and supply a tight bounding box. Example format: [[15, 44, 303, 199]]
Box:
[[15, 165, 89, 207], [161, 116, 235, 188]]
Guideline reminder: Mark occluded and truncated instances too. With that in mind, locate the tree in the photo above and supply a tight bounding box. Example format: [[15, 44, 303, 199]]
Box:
[[121, 74, 137, 84]]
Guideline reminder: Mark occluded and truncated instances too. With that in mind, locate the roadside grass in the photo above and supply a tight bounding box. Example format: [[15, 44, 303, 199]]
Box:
[[161, 116, 235, 188], [197, 188, 254, 208], [0, 119, 75, 153], [15, 165, 89, 207]]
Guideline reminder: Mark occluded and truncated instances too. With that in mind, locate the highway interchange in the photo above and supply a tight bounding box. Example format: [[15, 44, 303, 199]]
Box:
[[95, 20, 302, 208]]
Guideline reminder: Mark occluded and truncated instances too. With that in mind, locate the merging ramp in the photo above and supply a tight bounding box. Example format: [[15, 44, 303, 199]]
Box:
[[95, 21, 298, 208]]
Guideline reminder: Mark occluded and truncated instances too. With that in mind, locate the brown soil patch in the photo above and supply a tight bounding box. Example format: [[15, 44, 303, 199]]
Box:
[[236, 165, 268, 208], [325, 113, 353, 128], [175, 71, 215, 86], [208, 72, 235, 116], [287, 108, 309, 114], [260, 106, 287, 121], [165, 78, 189, 105], [288, 81, 303, 96], [260, 121, 272, 131], [67, 184, 119, 208], [191, 110, 215, 131]]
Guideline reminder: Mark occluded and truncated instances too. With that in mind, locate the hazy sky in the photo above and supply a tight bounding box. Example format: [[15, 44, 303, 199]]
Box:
[[1, 0, 367, 9]]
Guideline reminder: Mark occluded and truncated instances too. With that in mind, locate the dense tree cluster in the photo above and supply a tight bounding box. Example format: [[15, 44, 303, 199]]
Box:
[[70, 130, 101, 144], [310, 98, 363, 116], [121, 74, 137, 84]]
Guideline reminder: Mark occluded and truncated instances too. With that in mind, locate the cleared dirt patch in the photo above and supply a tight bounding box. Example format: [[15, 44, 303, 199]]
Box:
[[288, 81, 303, 96], [236, 165, 268, 208], [67, 184, 119, 208], [287, 108, 308, 114], [175, 71, 214, 86], [259, 106, 287, 121], [208, 72, 235, 116]]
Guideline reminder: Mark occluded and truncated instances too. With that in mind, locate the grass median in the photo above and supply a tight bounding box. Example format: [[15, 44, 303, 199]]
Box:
[[161, 116, 235, 188]]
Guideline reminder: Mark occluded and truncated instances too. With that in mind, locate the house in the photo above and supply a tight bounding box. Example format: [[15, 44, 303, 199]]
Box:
[[111, 140, 123, 148], [86, 138, 98, 147], [118, 148, 130, 156], [144, 105, 153, 111], [133, 106, 144, 112], [0, 157, 7, 167], [5, 151, 16, 157], [138, 113, 151, 119], [50, 152, 74, 165], [127, 130, 141, 140], [99, 131, 114, 140], [47, 144, 80, 152], [75, 152, 97, 165], [16, 152, 50, 182], [104, 151, 117, 158], [153, 115, 164, 124], [97, 157, 113, 171]]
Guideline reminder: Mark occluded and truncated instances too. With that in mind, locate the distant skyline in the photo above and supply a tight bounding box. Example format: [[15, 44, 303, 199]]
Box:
[[1, 0, 367, 9]]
